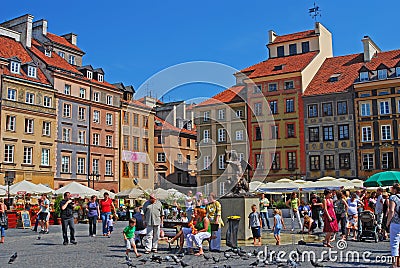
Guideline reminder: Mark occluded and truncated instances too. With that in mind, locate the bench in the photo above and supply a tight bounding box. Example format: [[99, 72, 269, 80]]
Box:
[[136, 226, 179, 249]]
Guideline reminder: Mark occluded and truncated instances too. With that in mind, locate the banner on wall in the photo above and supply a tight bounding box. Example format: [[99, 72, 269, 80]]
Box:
[[122, 151, 147, 163]]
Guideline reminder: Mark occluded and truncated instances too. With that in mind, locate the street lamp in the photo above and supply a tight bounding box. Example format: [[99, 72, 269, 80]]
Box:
[[88, 172, 100, 189], [4, 171, 15, 209]]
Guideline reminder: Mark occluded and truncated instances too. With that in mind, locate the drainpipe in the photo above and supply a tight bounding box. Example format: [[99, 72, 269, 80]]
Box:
[[118, 101, 122, 192], [87, 85, 92, 186]]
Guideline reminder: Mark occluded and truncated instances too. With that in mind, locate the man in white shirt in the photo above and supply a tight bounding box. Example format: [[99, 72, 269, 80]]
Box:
[[375, 188, 384, 231], [37, 194, 50, 234]]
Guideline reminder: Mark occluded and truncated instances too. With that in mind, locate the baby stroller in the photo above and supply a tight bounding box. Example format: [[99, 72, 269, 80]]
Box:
[[357, 210, 379, 243]]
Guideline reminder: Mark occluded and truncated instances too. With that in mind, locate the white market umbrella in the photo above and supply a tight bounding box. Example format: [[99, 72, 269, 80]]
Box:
[[146, 188, 169, 200], [55, 181, 99, 198], [0, 188, 6, 196], [36, 184, 55, 194], [249, 181, 265, 192], [166, 188, 187, 199], [10, 180, 42, 195], [97, 189, 116, 199], [115, 188, 145, 199], [351, 179, 365, 189], [258, 180, 300, 193]]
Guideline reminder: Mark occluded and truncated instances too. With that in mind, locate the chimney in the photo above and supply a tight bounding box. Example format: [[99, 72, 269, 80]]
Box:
[[32, 19, 48, 38], [362, 36, 381, 62], [268, 30, 277, 43], [0, 14, 33, 47], [61, 33, 78, 46]]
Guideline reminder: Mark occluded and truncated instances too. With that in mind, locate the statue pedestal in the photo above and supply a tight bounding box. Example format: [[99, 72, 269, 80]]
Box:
[[219, 195, 259, 241]]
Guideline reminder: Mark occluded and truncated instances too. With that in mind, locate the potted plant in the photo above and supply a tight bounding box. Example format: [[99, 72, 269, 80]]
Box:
[[54, 195, 63, 225]]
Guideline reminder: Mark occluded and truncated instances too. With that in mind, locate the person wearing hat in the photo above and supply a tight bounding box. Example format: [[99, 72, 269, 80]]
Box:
[[142, 193, 164, 254]]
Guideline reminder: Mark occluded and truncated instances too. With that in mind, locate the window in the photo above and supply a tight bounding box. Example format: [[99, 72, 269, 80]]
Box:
[[268, 83, 277, 92], [143, 116, 148, 128], [271, 153, 280, 170], [302, 41, 310, 53], [106, 95, 113, 105], [78, 107, 86, 120], [43, 96, 52, 107], [254, 85, 262, 93], [271, 125, 279, 139], [269, 101, 278, 114], [133, 137, 139, 151], [178, 154, 183, 164], [25, 118, 34, 133], [310, 156, 320, 171], [23, 147, 33, 164], [382, 152, 394, 170], [133, 114, 139, 126], [77, 158, 85, 174], [10, 61, 20, 73], [339, 153, 351, 169], [157, 153, 166, 162], [323, 126, 334, 141], [381, 125, 392, 140], [337, 101, 347, 115], [123, 112, 129, 124], [4, 145, 14, 163], [235, 110, 243, 118], [122, 162, 129, 177], [158, 135, 165, 144], [218, 128, 226, 142], [93, 110, 100, 123], [78, 130, 86, 144], [63, 103, 71, 117], [68, 55, 75, 65], [105, 160, 112, 175], [93, 92, 100, 102], [61, 156, 70, 173], [203, 111, 210, 122], [41, 148, 50, 166], [379, 101, 390, 115], [92, 159, 99, 174], [286, 99, 294, 113], [238, 153, 244, 162], [396, 67, 400, 77], [203, 130, 210, 143], [6, 115, 16, 131], [42, 122, 51, 136], [322, 103, 333, 116], [360, 102, 371, 116], [338, 125, 349, 140], [58, 51, 65, 58], [186, 138, 191, 148], [236, 130, 244, 141], [254, 103, 262, 116], [255, 154, 263, 169], [106, 135, 112, 147], [143, 164, 149, 178], [219, 182, 226, 196], [7, 89, 16, 100], [27, 66, 36, 78], [287, 123, 295, 138], [287, 152, 296, 170], [284, 81, 294, 90], [26, 92, 35, 104], [106, 113, 113, 125], [44, 49, 51, 57], [362, 126, 372, 142], [359, 71, 369, 81], [123, 136, 129, 150], [218, 109, 225, 120], [87, 71, 93, 79], [133, 163, 139, 177], [308, 104, 318, 117], [255, 127, 262, 140], [289, 44, 297, 55], [324, 155, 335, 170], [98, 74, 104, 82], [93, 133, 100, 145], [363, 154, 374, 170], [79, 88, 86, 99], [378, 69, 387, 80], [309, 127, 319, 142], [277, 46, 284, 57], [62, 128, 71, 142], [64, 84, 71, 95], [204, 155, 211, 170], [218, 154, 225, 169]]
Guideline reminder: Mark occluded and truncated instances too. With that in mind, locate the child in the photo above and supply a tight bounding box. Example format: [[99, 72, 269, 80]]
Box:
[[123, 218, 142, 260], [106, 214, 114, 237], [180, 212, 189, 223], [273, 209, 286, 245], [248, 204, 262, 246]]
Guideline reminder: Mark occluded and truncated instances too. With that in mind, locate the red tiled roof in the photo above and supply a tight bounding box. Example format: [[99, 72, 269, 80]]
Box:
[[304, 49, 400, 96], [46, 33, 82, 52], [241, 51, 318, 78], [196, 86, 245, 107], [154, 116, 196, 135], [121, 99, 152, 110], [0, 36, 50, 85], [272, 30, 316, 44]]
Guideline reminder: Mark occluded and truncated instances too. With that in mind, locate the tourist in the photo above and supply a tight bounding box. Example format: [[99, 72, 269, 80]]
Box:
[[86, 195, 100, 237], [0, 198, 7, 243], [185, 190, 195, 221], [143, 193, 164, 254], [32, 199, 42, 232], [132, 207, 146, 245], [37, 194, 50, 234], [106, 214, 114, 237], [272, 209, 285, 245], [310, 193, 323, 229], [168, 208, 199, 254], [322, 189, 338, 248], [248, 204, 262, 246], [195, 192, 204, 207], [187, 208, 211, 256], [60, 192, 77, 245], [386, 183, 400, 268], [206, 192, 223, 252], [123, 218, 142, 261], [334, 191, 348, 241], [180, 212, 189, 223], [100, 192, 115, 236], [299, 200, 311, 217], [375, 188, 384, 233], [382, 192, 390, 240], [286, 192, 302, 231], [259, 193, 271, 229], [302, 215, 316, 234], [346, 192, 361, 240]]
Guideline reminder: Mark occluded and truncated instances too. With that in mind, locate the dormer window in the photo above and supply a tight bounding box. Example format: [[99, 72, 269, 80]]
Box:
[[27, 66, 37, 78], [10, 61, 20, 74], [68, 55, 75, 65], [98, 74, 104, 82], [277, 46, 284, 57], [274, 64, 284, 71], [359, 71, 369, 81], [289, 44, 297, 55], [396, 67, 400, 77], [378, 69, 387, 80], [87, 71, 92, 79], [302, 41, 310, 53], [44, 49, 52, 57], [329, 73, 341, 82], [58, 51, 65, 59]]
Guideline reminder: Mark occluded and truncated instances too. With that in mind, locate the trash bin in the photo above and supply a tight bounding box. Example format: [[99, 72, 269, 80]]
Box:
[[226, 216, 240, 249]]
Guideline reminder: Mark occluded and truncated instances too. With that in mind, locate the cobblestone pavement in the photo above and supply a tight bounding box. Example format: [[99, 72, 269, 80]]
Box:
[[0, 220, 393, 268]]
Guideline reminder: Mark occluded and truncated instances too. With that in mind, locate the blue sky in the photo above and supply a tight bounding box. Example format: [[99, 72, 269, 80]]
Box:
[[2, 0, 400, 102]]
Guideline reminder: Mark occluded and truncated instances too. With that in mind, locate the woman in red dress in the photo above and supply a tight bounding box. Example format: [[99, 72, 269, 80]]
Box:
[[322, 189, 339, 248]]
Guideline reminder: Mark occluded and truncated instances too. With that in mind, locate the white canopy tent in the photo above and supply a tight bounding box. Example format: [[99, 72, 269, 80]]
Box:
[[55, 182, 99, 198], [36, 184, 55, 194], [9, 180, 46, 195], [97, 189, 116, 199], [146, 188, 169, 200], [115, 188, 145, 199]]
